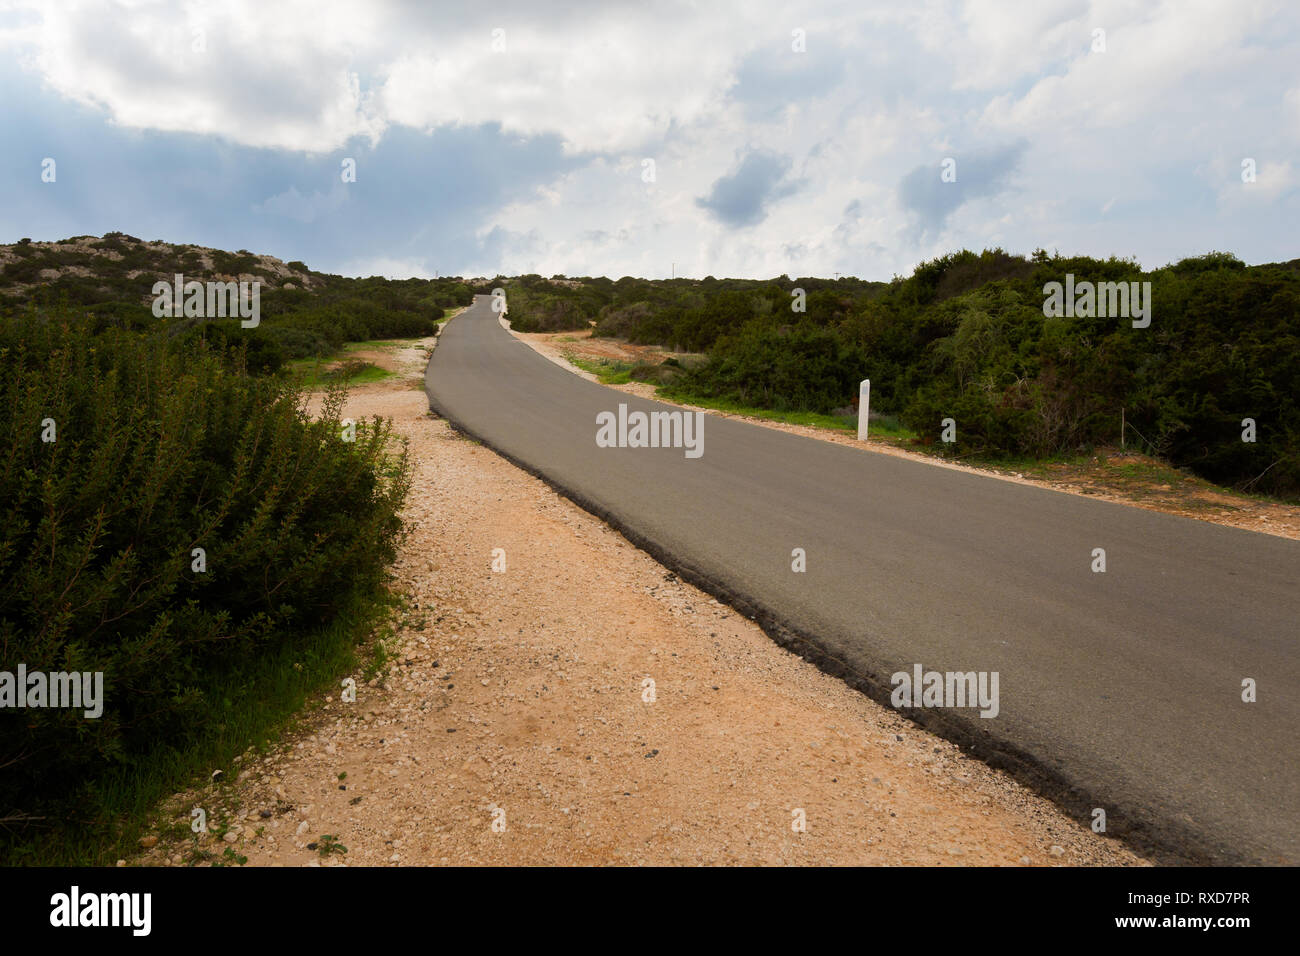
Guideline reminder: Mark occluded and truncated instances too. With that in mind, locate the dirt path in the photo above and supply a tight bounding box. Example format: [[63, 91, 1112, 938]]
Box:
[[139, 333, 1146, 867]]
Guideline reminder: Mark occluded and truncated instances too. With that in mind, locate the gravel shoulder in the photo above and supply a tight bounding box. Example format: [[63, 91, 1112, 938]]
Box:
[[138, 333, 1147, 867]]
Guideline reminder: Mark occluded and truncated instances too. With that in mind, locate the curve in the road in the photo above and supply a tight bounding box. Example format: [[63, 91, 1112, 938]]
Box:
[[426, 294, 1299, 865]]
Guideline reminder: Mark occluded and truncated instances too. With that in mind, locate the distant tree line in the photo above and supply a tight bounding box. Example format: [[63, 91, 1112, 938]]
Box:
[[501, 250, 1300, 499]]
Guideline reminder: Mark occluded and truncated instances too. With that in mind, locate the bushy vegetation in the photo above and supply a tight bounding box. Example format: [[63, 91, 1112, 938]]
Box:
[[0, 236, 473, 860], [502, 272, 886, 350], [665, 321, 863, 412], [252, 276, 466, 366], [504, 250, 1300, 499], [0, 312, 412, 844], [1, 234, 474, 373]]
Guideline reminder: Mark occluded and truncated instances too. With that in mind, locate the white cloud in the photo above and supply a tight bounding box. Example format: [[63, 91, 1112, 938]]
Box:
[[1218, 160, 1296, 206], [3, 0, 1298, 276], [4, 0, 388, 151], [3, 0, 777, 154], [377, 5, 763, 155]]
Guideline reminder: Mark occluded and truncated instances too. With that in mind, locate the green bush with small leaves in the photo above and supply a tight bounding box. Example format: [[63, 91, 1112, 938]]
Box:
[[0, 311, 412, 823]]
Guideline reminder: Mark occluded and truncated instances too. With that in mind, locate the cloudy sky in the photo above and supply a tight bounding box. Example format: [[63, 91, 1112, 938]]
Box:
[[1, 0, 1296, 279]]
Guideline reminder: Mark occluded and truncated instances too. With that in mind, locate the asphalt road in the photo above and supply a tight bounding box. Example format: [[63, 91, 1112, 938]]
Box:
[[426, 294, 1299, 864]]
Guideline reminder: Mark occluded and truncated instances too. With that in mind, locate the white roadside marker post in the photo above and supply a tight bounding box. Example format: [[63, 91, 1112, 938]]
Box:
[[858, 379, 870, 441]]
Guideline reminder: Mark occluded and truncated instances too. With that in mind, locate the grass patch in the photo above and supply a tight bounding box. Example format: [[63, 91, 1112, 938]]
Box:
[[564, 353, 638, 385], [340, 339, 403, 352], [562, 353, 691, 387], [560, 352, 919, 440], [0, 592, 400, 866], [661, 388, 917, 440], [287, 358, 395, 388], [332, 362, 395, 385], [941, 447, 1288, 508], [286, 337, 433, 387], [957, 451, 1094, 477], [858, 413, 913, 439]]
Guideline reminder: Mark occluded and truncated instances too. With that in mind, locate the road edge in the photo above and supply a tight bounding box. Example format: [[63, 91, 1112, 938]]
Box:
[[423, 348, 1235, 867]]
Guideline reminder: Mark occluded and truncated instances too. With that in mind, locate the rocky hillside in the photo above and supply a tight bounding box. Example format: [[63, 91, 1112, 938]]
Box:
[[0, 232, 319, 305], [0, 233, 475, 374]]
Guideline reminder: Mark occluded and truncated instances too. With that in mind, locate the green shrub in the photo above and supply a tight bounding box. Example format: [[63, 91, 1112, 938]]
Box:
[[669, 320, 866, 413], [0, 312, 411, 826], [264, 323, 333, 359]]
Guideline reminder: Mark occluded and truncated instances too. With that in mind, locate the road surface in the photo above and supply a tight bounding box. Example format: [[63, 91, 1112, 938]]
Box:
[[426, 294, 1299, 864]]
